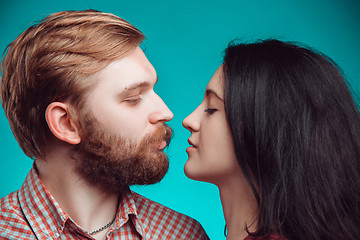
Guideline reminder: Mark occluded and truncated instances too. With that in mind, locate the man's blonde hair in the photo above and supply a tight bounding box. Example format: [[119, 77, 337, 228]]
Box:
[[1, 10, 145, 158]]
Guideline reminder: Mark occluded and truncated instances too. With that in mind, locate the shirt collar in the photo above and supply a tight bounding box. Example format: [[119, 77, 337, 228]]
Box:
[[115, 190, 137, 226], [18, 166, 69, 239], [18, 166, 144, 239], [114, 190, 147, 238]]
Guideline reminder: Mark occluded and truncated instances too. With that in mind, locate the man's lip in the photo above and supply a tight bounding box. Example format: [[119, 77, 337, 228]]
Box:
[[159, 140, 167, 150]]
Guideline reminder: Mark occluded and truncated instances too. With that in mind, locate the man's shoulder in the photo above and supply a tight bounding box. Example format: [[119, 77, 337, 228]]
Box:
[[0, 191, 34, 239], [131, 191, 209, 240], [0, 191, 20, 213]]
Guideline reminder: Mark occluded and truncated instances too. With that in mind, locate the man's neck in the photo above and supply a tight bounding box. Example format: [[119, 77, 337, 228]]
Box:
[[217, 174, 258, 240], [35, 145, 119, 238]]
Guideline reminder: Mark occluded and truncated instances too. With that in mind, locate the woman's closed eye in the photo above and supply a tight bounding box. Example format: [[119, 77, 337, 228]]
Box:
[[204, 108, 217, 114]]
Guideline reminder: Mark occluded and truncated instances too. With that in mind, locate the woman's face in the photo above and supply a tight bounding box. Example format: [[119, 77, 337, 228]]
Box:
[[183, 66, 242, 185]]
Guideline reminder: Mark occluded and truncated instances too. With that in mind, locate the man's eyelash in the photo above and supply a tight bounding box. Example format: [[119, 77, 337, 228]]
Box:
[[125, 97, 141, 104]]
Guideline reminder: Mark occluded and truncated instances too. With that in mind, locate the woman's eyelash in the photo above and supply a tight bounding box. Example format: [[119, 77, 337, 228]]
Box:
[[204, 108, 217, 114]]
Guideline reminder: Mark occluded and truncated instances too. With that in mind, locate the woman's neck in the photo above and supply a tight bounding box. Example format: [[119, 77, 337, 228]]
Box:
[[217, 174, 258, 240]]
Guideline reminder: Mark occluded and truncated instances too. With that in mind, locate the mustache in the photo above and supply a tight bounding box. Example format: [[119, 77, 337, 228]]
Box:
[[149, 124, 173, 148], [164, 125, 173, 147]]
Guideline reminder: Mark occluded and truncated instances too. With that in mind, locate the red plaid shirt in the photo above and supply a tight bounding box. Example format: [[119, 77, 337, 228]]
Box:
[[0, 167, 209, 239]]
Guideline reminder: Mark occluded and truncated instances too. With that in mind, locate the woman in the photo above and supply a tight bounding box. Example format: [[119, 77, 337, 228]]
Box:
[[183, 39, 360, 240]]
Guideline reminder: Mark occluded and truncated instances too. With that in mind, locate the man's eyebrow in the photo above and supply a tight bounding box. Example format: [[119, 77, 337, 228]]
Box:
[[121, 77, 158, 93], [123, 82, 150, 91], [205, 89, 223, 101]]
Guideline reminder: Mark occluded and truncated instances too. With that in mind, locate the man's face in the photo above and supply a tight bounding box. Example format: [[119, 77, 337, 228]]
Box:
[[84, 46, 173, 143], [72, 47, 173, 193]]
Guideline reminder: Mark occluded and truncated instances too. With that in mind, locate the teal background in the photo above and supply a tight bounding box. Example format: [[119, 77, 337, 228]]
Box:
[[1, 0, 359, 239]]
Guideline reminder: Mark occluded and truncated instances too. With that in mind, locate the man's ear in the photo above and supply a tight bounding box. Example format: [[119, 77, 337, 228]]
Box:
[[45, 102, 81, 145]]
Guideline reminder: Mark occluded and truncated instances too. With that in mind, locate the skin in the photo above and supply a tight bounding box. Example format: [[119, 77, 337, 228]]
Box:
[[87, 47, 173, 144], [37, 46, 173, 240], [183, 66, 258, 240]]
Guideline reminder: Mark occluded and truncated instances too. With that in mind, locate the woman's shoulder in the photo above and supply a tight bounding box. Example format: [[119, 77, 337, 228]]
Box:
[[245, 234, 285, 240]]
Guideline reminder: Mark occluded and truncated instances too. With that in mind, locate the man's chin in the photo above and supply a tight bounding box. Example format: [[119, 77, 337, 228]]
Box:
[[73, 152, 170, 194], [129, 157, 170, 186]]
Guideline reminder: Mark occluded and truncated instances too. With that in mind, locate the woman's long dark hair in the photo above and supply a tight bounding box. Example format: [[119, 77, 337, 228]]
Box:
[[223, 39, 360, 240]]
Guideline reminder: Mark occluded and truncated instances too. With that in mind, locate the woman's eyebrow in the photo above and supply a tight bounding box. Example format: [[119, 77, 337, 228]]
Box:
[[205, 89, 223, 101]]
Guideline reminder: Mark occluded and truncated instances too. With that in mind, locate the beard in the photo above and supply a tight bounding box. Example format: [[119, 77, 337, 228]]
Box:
[[71, 115, 173, 194]]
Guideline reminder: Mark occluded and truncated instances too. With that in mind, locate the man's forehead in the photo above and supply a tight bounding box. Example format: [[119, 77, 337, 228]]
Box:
[[91, 48, 157, 90], [105, 47, 154, 72]]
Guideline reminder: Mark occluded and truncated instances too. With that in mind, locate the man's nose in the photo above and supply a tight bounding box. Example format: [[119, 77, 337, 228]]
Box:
[[149, 93, 173, 124]]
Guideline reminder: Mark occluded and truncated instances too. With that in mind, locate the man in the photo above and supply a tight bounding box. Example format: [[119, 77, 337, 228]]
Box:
[[0, 10, 209, 239]]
